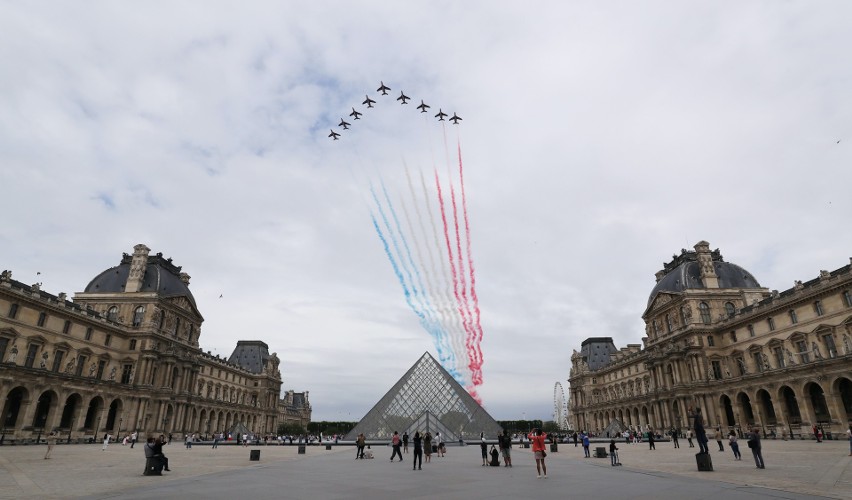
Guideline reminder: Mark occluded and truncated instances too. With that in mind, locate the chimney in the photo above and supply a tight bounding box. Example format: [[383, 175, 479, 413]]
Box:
[[694, 240, 719, 288], [125, 244, 150, 293]]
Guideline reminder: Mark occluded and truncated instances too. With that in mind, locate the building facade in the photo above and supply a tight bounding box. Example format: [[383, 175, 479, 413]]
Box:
[[278, 390, 312, 429], [0, 244, 288, 442], [569, 241, 852, 437]]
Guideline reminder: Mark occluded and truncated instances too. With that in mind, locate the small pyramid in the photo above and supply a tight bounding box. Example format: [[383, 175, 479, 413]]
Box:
[[345, 352, 502, 441]]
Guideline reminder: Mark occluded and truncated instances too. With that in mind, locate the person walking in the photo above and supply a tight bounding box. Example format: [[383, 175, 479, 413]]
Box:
[[846, 424, 851, 456], [402, 432, 409, 454], [130, 430, 138, 449], [648, 429, 655, 450], [424, 432, 433, 463], [728, 430, 741, 460], [480, 433, 488, 466], [671, 428, 680, 448], [213, 434, 219, 449], [686, 429, 694, 448], [500, 430, 513, 467], [390, 431, 403, 462], [102, 433, 111, 451], [573, 431, 578, 447], [714, 427, 725, 452], [412, 431, 423, 470], [436, 432, 445, 457], [44, 431, 57, 459], [528, 428, 548, 478], [609, 439, 619, 466], [582, 433, 590, 458], [748, 427, 764, 468], [356, 433, 366, 459]]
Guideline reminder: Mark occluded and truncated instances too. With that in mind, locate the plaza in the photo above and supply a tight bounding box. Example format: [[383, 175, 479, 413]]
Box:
[[0, 438, 849, 499]]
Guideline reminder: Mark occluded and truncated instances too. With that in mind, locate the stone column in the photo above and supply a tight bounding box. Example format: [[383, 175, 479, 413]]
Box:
[[824, 388, 845, 425]]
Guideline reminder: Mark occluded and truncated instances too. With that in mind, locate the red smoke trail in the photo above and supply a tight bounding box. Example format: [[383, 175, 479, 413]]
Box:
[[434, 169, 475, 385], [457, 140, 484, 385]]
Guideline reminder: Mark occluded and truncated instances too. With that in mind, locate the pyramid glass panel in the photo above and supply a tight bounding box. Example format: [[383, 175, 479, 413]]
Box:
[[345, 352, 503, 441]]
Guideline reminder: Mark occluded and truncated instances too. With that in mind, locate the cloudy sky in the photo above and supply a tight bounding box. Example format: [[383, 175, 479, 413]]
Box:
[[2, 1, 851, 422]]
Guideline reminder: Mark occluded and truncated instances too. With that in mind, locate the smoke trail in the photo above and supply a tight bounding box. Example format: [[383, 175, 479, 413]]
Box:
[[457, 140, 484, 385], [371, 185, 458, 377], [403, 166, 456, 369]]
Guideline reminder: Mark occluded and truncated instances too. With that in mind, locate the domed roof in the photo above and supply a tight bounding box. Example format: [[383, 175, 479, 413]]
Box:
[[648, 248, 761, 305], [84, 252, 198, 309]]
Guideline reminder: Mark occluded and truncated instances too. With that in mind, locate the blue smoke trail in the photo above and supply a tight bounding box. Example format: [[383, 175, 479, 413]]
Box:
[[380, 179, 457, 372]]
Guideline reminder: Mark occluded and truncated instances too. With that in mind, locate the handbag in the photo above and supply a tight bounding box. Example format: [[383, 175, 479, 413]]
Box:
[[541, 450, 547, 458], [747, 439, 756, 449]]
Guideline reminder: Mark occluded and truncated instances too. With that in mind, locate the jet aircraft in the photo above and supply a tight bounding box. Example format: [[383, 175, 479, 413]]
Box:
[[338, 119, 351, 130], [350, 108, 362, 120], [417, 100, 430, 113], [328, 129, 340, 140], [397, 92, 410, 104], [363, 95, 376, 108], [435, 109, 448, 121], [450, 113, 462, 124], [377, 81, 391, 95]]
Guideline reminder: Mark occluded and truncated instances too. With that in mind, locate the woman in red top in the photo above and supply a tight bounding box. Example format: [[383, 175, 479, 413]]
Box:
[[528, 428, 548, 478]]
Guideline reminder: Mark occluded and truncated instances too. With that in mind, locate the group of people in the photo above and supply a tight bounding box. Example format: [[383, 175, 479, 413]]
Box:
[[480, 431, 514, 468]]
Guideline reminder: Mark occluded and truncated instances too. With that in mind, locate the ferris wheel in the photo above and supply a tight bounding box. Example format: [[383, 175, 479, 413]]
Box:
[[553, 382, 567, 430]]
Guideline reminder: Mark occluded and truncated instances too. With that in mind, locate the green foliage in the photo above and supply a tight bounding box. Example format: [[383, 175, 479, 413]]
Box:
[[305, 421, 356, 435], [496, 420, 544, 433], [277, 422, 306, 435]]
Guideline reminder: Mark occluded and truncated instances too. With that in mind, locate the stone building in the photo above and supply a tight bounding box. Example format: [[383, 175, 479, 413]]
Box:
[[278, 390, 312, 430], [0, 244, 287, 442], [569, 241, 852, 437]]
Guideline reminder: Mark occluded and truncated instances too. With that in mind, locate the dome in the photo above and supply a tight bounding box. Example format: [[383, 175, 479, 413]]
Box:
[[648, 248, 761, 305], [84, 252, 198, 309]]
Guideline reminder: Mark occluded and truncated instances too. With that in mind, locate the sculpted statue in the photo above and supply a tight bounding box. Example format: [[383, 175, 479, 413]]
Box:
[[109, 366, 117, 381], [39, 351, 49, 369], [812, 342, 822, 360], [7, 344, 18, 363], [761, 353, 771, 371], [89, 363, 97, 377], [786, 349, 796, 366], [843, 334, 850, 355], [66, 357, 76, 374]]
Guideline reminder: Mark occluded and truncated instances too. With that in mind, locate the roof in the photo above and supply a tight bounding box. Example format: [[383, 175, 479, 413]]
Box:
[[648, 249, 761, 305], [83, 252, 198, 310], [228, 340, 271, 374]]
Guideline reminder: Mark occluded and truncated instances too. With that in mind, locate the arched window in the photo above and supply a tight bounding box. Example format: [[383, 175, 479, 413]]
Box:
[[699, 302, 711, 325], [106, 306, 118, 322], [132, 306, 145, 327], [725, 302, 736, 318]]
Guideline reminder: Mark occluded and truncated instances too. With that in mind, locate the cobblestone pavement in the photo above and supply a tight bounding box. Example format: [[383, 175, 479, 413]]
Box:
[[0, 439, 848, 499]]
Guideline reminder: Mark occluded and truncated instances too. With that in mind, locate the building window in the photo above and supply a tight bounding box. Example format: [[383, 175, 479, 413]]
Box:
[[730, 331, 737, 343], [85, 327, 93, 341], [814, 300, 824, 316], [844, 290, 852, 307], [8, 303, 19, 319], [796, 340, 809, 363], [0, 337, 9, 362], [735, 357, 746, 376], [52, 351, 64, 372], [96, 360, 106, 379], [823, 334, 837, 358], [174, 317, 180, 338], [707, 335, 715, 347], [104, 334, 111, 347], [699, 302, 711, 325], [37, 312, 47, 327], [665, 314, 673, 333], [711, 360, 723, 379], [752, 352, 764, 373], [24, 344, 39, 368], [107, 306, 118, 322], [680, 306, 689, 325], [62, 320, 72, 334], [189, 325, 194, 343], [774, 347, 785, 368], [129, 339, 137, 351], [121, 364, 133, 384], [725, 302, 736, 318], [747, 324, 755, 337], [652, 320, 659, 337], [789, 309, 798, 324], [767, 317, 775, 331], [132, 306, 145, 327], [75, 355, 87, 376], [159, 310, 166, 329]]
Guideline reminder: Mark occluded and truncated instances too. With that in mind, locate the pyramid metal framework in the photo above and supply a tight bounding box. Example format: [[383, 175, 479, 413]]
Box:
[[344, 352, 503, 441]]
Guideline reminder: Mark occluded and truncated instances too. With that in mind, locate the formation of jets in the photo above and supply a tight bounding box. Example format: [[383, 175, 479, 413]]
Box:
[[329, 82, 462, 140]]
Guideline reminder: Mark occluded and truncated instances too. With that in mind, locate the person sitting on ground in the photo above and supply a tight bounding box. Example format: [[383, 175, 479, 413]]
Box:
[[489, 445, 500, 466]]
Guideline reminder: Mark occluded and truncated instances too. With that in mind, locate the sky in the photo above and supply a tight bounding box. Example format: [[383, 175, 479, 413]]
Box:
[[2, 1, 851, 422]]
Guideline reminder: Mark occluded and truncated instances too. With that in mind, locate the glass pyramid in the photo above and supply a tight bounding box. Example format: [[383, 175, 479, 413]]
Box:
[[345, 352, 503, 441]]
